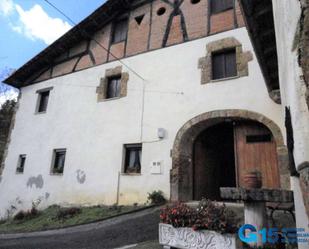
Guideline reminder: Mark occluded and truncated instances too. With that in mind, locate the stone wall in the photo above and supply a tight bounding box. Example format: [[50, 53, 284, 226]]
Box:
[[299, 0, 309, 109], [299, 162, 309, 220]]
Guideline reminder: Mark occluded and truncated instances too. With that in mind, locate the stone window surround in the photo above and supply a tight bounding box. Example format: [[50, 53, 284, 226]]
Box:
[[170, 109, 290, 202], [198, 37, 253, 84], [96, 66, 129, 102]]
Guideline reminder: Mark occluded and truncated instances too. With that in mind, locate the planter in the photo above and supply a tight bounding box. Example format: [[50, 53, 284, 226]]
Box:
[[159, 223, 236, 249], [243, 171, 262, 189]]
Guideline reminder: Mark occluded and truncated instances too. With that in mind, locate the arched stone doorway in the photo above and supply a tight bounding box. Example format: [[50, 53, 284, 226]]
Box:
[[171, 110, 290, 201]]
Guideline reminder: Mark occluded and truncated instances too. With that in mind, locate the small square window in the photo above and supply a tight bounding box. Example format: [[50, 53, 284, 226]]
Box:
[[124, 144, 142, 174], [37, 91, 50, 113], [52, 149, 66, 174], [211, 0, 233, 14], [246, 134, 272, 143], [212, 49, 237, 80], [16, 155, 26, 173], [112, 18, 128, 43], [106, 77, 121, 99]]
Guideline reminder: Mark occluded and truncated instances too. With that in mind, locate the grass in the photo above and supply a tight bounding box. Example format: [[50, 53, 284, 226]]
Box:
[[0, 204, 144, 234]]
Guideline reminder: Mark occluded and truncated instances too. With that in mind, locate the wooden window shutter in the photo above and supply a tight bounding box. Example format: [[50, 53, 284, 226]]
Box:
[[225, 50, 237, 78], [112, 18, 128, 43], [212, 53, 225, 79]]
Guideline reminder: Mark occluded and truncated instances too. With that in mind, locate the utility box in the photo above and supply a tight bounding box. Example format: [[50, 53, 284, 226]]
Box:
[[150, 161, 162, 174]]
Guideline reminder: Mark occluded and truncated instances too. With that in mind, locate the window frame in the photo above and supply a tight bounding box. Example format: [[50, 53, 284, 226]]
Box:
[[111, 18, 129, 44], [35, 87, 53, 114], [210, 0, 234, 15], [123, 144, 142, 175], [211, 48, 237, 80], [51, 149, 66, 175], [16, 154, 26, 174], [106, 76, 121, 99]]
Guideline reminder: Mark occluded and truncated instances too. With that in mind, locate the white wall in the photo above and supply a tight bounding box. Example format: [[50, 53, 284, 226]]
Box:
[[272, 1, 309, 248], [0, 27, 284, 217]]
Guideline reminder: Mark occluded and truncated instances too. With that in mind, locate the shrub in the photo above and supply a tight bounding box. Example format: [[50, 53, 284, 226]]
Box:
[[13, 207, 39, 221], [14, 211, 25, 221], [160, 199, 238, 234], [160, 202, 196, 228], [148, 190, 166, 205], [194, 199, 238, 233], [55, 207, 81, 220]]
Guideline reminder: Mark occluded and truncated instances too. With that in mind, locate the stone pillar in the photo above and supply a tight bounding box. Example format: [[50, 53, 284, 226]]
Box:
[[244, 202, 267, 247], [299, 162, 309, 219]]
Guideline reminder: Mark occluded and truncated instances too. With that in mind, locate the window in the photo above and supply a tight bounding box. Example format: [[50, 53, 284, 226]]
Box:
[[211, 0, 233, 14], [112, 18, 128, 43], [16, 155, 26, 173], [51, 149, 66, 174], [124, 144, 142, 174], [212, 49, 237, 80], [106, 76, 121, 99], [135, 14, 144, 25], [246, 134, 272, 143], [37, 90, 50, 113]]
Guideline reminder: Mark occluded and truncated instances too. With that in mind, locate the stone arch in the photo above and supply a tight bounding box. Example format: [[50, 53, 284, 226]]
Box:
[[171, 109, 290, 201]]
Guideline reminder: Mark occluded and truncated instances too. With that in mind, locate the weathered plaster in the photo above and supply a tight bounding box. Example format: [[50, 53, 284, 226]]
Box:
[[76, 170, 86, 184], [26, 175, 44, 189]]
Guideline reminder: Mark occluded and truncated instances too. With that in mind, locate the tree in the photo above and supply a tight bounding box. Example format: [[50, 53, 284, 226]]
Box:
[[0, 99, 17, 171], [0, 67, 18, 105]]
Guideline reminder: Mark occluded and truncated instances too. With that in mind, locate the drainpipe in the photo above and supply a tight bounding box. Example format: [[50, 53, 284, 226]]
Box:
[[116, 171, 120, 205]]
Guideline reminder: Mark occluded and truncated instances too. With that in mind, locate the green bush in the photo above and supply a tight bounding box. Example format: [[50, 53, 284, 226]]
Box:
[[147, 190, 166, 205], [55, 207, 81, 221], [160, 199, 238, 234]]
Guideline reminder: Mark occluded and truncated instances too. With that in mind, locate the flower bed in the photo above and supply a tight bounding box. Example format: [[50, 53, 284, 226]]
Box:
[[159, 199, 238, 249]]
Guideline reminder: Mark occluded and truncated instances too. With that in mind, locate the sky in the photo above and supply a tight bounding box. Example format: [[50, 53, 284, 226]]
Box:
[[0, 0, 106, 105]]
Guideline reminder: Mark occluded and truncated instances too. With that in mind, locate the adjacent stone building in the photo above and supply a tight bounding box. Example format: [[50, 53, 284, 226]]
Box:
[[239, 0, 309, 248]]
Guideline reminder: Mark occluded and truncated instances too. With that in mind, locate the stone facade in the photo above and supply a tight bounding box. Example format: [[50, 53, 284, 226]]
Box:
[[171, 109, 289, 202], [299, 0, 309, 109], [198, 37, 253, 84], [299, 162, 309, 218], [96, 66, 129, 101]]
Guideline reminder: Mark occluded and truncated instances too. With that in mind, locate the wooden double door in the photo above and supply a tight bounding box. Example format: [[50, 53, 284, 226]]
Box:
[[193, 121, 280, 200]]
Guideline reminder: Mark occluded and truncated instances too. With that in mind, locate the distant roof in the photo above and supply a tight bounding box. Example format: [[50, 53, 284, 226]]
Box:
[[5, 0, 140, 88]]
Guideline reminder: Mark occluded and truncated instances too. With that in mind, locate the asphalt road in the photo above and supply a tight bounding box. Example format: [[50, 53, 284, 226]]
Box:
[[0, 207, 161, 249]]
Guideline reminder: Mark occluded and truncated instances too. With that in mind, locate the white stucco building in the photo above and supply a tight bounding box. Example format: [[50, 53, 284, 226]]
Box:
[[0, 0, 293, 227]]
